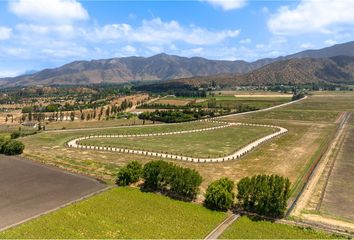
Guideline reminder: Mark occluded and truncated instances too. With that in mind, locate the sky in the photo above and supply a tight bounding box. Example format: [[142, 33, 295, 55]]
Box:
[[1, 0, 354, 77]]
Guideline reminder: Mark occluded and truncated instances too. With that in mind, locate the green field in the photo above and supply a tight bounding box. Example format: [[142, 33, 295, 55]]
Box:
[[0, 188, 226, 239], [220, 216, 339, 239], [79, 125, 275, 158]]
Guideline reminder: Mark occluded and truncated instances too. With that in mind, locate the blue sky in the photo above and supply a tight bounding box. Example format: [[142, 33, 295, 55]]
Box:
[[1, 0, 354, 77]]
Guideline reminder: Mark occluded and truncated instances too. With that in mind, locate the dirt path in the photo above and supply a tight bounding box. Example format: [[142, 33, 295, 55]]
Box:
[[204, 214, 240, 239]]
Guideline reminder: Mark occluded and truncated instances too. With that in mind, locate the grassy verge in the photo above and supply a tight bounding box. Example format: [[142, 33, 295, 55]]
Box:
[[0, 187, 226, 239], [220, 216, 341, 239]]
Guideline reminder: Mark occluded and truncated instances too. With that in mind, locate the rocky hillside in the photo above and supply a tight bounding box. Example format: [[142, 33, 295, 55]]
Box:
[[167, 56, 354, 87], [1, 41, 354, 87], [0, 54, 256, 87]]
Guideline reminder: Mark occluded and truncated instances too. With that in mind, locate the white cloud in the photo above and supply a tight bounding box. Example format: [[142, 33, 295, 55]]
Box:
[[324, 39, 337, 46], [122, 45, 137, 54], [0, 27, 12, 40], [9, 0, 89, 23], [89, 18, 240, 45], [300, 43, 314, 49], [268, 0, 354, 35], [239, 38, 251, 44], [0, 70, 22, 78], [203, 0, 247, 10], [16, 24, 75, 36]]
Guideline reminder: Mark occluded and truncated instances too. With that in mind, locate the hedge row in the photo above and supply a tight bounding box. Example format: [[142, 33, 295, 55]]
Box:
[[117, 161, 291, 218]]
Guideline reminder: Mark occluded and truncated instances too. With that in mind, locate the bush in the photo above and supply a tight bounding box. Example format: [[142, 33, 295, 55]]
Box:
[[142, 160, 170, 190], [116, 161, 142, 186], [1, 140, 25, 155], [237, 174, 291, 218], [204, 177, 235, 211], [10, 131, 21, 139], [142, 160, 202, 200], [169, 166, 202, 200]]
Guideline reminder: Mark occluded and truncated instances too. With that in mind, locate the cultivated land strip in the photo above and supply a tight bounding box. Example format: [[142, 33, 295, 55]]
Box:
[[289, 111, 354, 234], [67, 121, 288, 163]]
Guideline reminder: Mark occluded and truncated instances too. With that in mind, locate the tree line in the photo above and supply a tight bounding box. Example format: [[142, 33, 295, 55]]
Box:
[[116, 160, 291, 218]]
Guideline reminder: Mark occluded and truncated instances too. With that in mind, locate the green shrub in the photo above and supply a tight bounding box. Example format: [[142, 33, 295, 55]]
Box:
[[168, 166, 202, 200], [142, 160, 202, 201], [237, 174, 291, 218], [204, 177, 235, 211], [10, 131, 21, 139], [1, 140, 25, 155], [116, 161, 142, 186], [142, 160, 170, 190]]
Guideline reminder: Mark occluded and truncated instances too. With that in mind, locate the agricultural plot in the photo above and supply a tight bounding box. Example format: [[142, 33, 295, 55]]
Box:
[[0, 188, 226, 239], [318, 125, 354, 223], [78, 125, 275, 158], [236, 94, 346, 123], [220, 216, 338, 239], [0, 155, 105, 231], [152, 98, 194, 106]]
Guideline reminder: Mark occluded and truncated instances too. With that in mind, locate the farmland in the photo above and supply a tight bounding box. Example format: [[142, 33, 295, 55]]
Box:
[[1, 90, 354, 238], [320, 125, 354, 222], [220, 216, 339, 239], [0, 187, 226, 239]]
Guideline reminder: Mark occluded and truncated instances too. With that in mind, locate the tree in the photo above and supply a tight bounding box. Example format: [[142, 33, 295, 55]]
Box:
[[116, 161, 143, 186], [1, 140, 25, 155], [168, 166, 202, 200], [142, 160, 170, 190], [237, 174, 291, 218], [142, 160, 202, 200], [70, 111, 75, 121], [204, 178, 235, 211]]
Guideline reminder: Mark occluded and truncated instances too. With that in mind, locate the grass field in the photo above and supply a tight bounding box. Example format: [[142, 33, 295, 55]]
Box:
[[79, 125, 275, 158], [220, 216, 339, 239], [0, 187, 226, 239]]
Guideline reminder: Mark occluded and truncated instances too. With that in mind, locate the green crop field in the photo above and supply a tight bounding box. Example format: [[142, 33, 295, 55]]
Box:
[[0, 188, 226, 239], [79, 125, 275, 158], [220, 216, 340, 239]]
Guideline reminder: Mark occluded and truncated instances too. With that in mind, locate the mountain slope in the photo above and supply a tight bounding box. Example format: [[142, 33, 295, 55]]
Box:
[[166, 56, 354, 87], [1, 41, 354, 87], [0, 54, 254, 87], [288, 41, 354, 59]]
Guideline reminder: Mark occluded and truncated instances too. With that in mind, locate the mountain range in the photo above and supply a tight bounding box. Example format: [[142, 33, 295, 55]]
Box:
[[1, 41, 354, 87]]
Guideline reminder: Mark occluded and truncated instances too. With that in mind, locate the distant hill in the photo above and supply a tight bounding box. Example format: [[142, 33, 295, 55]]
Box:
[[1, 41, 354, 87], [287, 41, 354, 59], [164, 56, 354, 87], [0, 54, 257, 87]]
